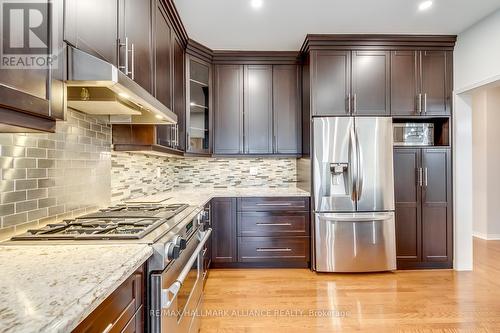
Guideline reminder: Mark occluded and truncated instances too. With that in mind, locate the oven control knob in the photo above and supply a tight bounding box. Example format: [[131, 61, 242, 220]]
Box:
[[166, 243, 181, 260], [174, 236, 187, 250]]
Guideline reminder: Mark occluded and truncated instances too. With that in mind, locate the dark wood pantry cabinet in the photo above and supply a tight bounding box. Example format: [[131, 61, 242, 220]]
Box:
[[391, 50, 452, 116], [394, 148, 452, 269]]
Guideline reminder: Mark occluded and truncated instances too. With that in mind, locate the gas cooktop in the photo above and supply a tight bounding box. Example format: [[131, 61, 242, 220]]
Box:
[[11, 203, 189, 241]]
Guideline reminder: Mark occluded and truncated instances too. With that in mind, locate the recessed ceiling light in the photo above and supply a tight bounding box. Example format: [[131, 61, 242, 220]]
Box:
[[155, 114, 164, 120], [118, 92, 129, 99], [250, 0, 263, 9], [418, 0, 433, 11]]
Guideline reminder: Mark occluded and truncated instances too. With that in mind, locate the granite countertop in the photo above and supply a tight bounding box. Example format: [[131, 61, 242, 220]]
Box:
[[0, 187, 309, 333], [125, 187, 311, 207], [0, 244, 153, 333]]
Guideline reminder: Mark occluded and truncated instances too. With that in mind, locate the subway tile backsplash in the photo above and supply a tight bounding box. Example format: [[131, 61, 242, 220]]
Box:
[[0, 110, 111, 240], [0, 110, 298, 240], [111, 152, 298, 203]]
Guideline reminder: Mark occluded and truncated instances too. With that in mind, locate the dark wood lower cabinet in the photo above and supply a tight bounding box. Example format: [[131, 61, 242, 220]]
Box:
[[394, 148, 452, 269], [211, 197, 238, 263], [73, 265, 145, 333], [238, 237, 310, 263], [211, 197, 310, 268]]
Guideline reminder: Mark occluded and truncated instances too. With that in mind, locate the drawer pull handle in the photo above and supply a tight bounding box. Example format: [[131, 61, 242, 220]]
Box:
[[102, 323, 113, 333], [256, 248, 292, 252], [255, 223, 292, 226], [255, 203, 294, 206]]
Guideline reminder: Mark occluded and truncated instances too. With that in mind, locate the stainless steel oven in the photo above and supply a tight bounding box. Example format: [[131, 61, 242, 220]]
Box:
[[150, 217, 212, 333], [393, 123, 434, 146]]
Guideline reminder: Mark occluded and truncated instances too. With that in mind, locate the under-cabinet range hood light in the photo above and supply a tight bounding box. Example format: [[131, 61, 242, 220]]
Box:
[[66, 46, 177, 124]]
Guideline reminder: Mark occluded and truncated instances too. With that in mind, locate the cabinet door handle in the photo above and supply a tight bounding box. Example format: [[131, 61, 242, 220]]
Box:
[[118, 37, 129, 75], [418, 167, 423, 187], [256, 248, 292, 252], [256, 203, 294, 206], [423, 93, 427, 114], [255, 222, 292, 226], [130, 42, 135, 80], [347, 93, 351, 114], [353, 93, 357, 114], [417, 94, 422, 114], [424, 167, 428, 187]]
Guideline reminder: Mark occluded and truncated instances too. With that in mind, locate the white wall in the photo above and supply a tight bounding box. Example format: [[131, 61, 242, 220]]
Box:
[[454, 8, 500, 270], [472, 91, 488, 238], [455, 9, 500, 93]]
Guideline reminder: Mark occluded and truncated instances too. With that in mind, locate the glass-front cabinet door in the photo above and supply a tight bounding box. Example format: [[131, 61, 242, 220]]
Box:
[[186, 55, 211, 154]]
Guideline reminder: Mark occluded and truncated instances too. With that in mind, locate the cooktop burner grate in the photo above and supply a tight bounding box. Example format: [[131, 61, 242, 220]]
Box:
[[11, 203, 190, 241]]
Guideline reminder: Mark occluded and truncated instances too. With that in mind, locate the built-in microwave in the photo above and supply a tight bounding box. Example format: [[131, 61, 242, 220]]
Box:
[[393, 123, 434, 146]]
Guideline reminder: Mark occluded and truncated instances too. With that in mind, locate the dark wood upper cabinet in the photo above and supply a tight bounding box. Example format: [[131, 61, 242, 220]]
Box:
[[244, 65, 273, 154], [273, 65, 301, 154], [211, 198, 237, 263], [172, 34, 186, 151], [186, 55, 212, 154], [214, 65, 244, 154], [392, 50, 452, 116], [351, 51, 390, 115], [310, 50, 350, 116], [0, 0, 63, 131], [310, 49, 390, 116], [421, 51, 451, 116], [119, 0, 153, 93], [391, 51, 418, 116], [421, 148, 452, 263], [64, 0, 118, 65], [394, 148, 422, 262], [153, 2, 172, 109], [394, 147, 452, 269]]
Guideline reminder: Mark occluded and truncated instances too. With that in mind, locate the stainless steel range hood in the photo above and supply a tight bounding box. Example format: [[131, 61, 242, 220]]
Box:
[[66, 46, 177, 124]]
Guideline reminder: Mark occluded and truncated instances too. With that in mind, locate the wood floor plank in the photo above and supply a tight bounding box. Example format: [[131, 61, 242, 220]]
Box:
[[200, 238, 500, 333]]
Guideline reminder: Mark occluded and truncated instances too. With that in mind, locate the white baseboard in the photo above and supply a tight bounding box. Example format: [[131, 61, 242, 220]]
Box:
[[473, 232, 500, 240]]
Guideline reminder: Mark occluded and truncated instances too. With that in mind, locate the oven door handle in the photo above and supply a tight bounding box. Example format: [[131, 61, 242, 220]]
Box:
[[161, 229, 212, 309]]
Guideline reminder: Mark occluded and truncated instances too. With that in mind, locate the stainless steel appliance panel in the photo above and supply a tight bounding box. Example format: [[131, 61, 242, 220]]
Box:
[[393, 123, 434, 146], [314, 212, 396, 272], [313, 117, 356, 212], [355, 117, 395, 211], [150, 228, 211, 333]]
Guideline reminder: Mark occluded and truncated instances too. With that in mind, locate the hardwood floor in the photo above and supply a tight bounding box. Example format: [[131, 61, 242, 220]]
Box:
[[201, 238, 500, 333]]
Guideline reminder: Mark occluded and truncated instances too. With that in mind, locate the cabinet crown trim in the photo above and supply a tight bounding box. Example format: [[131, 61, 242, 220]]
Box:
[[301, 34, 457, 53]]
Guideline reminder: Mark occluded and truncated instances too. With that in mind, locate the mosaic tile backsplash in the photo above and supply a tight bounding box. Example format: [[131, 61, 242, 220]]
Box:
[[0, 110, 111, 240], [111, 152, 298, 203]]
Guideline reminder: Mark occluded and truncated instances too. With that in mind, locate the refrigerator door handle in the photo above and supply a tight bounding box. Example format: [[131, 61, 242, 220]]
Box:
[[316, 212, 394, 222], [349, 126, 358, 201], [355, 130, 363, 201]]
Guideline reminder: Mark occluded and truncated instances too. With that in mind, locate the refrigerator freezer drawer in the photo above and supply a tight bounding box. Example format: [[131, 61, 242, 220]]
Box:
[[315, 212, 396, 272]]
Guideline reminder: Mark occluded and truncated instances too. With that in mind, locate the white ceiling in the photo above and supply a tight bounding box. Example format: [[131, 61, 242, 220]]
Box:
[[172, 0, 500, 51]]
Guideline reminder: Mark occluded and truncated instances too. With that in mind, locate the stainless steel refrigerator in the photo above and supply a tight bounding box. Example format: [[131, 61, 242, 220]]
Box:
[[313, 117, 396, 272]]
